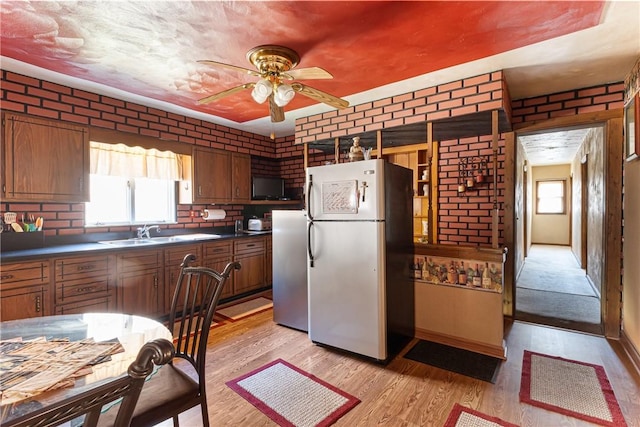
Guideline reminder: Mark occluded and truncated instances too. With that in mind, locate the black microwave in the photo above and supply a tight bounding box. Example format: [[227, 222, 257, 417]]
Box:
[[252, 177, 285, 200]]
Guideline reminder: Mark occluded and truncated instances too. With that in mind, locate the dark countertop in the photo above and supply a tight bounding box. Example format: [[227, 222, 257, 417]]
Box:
[[0, 229, 271, 262]]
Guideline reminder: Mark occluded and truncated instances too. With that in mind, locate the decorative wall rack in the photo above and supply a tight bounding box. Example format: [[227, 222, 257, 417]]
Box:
[[458, 155, 490, 193]]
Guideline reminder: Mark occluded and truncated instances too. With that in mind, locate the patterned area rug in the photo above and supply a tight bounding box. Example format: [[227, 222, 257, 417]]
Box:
[[226, 358, 360, 427], [444, 404, 519, 427], [216, 296, 273, 321], [519, 350, 628, 426]]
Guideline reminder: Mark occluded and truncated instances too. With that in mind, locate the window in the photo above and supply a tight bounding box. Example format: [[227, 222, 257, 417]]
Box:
[[85, 175, 176, 225], [85, 142, 184, 226], [536, 180, 566, 214]]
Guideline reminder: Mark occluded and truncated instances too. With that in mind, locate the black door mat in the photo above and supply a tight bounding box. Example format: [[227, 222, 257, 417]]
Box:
[[403, 340, 501, 383]]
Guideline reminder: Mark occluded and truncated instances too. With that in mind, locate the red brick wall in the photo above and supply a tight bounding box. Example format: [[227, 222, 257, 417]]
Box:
[[293, 76, 624, 247], [438, 135, 505, 245], [295, 71, 507, 145], [511, 83, 624, 123], [0, 70, 277, 235], [295, 71, 509, 246], [1, 68, 624, 242]]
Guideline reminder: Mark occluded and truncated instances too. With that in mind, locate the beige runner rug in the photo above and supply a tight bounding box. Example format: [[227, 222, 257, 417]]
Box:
[[519, 350, 627, 426], [216, 296, 273, 321], [444, 403, 519, 427], [226, 358, 359, 427]]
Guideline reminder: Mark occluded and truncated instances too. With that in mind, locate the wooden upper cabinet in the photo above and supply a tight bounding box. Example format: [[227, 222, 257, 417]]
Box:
[[180, 147, 252, 204], [2, 113, 89, 202], [232, 152, 251, 202], [191, 147, 231, 203]]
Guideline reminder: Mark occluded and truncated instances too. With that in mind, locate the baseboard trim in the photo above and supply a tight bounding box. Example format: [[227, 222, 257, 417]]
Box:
[[620, 329, 640, 377], [414, 327, 507, 360]]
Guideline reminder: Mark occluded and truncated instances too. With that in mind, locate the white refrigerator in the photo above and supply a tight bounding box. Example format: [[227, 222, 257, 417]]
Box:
[[306, 159, 414, 361], [272, 210, 308, 332]]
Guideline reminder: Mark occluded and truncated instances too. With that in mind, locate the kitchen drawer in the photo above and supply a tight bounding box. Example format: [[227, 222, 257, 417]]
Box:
[[234, 237, 265, 255], [55, 276, 111, 305], [164, 244, 202, 267], [55, 255, 112, 281], [203, 240, 232, 259], [117, 249, 162, 273], [0, 261, 49, 290]]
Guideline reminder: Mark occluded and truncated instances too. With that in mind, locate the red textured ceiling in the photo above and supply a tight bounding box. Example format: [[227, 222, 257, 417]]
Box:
[[1, 1, 604, 123]]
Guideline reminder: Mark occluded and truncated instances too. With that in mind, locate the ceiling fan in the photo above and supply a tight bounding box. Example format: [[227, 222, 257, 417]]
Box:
[[197, 45, 349, 122]]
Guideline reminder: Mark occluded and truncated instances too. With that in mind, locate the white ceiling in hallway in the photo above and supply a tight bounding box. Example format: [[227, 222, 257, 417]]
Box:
[[518, 128, 594, 166]]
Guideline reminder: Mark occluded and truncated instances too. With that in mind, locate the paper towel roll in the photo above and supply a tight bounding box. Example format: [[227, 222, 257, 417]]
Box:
[[202, 209, 226, 220]]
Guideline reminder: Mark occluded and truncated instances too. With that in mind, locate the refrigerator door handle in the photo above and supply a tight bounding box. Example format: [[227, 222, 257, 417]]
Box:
[[307, 220, 315, 268], [306, 174, 314, 221]]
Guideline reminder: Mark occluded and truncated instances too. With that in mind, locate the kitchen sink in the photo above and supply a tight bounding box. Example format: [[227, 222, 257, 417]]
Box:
[[150, 233, 222, 243], [98, 233, 221, 247]]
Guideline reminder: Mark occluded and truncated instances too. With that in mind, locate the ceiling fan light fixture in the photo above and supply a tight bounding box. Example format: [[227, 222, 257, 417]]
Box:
[[251, 78, 272, 104], [274, 83, 295, 107]]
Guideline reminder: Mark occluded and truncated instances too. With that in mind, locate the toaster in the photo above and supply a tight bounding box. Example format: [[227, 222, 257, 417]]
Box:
[[247, 218, 272, 231]]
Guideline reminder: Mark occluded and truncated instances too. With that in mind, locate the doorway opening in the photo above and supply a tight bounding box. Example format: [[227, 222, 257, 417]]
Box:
[[515, 244, 602, 334], [514, 126, 604, 335]]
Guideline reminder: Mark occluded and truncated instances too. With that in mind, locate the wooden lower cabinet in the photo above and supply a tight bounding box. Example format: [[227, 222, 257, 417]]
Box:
[[116, 249, 164, 319], [0, 261, 50, 321], [265, 235, 272, 286], [54, 254, 115, 315], [202, 240, 234, 300], [233, 237, 266, 295], [164, 244, 201, 313], [2, 235, 273, 321]]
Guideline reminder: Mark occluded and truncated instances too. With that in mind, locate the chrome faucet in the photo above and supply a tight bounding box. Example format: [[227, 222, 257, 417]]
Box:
[[137, 224, 161, 239]]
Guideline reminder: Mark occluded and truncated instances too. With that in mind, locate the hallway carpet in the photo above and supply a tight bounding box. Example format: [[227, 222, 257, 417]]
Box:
[[516, 245, 602, 334]]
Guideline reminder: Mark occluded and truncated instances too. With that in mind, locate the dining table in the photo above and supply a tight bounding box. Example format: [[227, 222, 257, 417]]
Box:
[[0, 312, 173, 426]]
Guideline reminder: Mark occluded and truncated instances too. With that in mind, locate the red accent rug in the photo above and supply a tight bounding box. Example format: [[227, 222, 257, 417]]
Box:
[[226, 358, 360, 427], [519, 350, 628, 426], [444, 403, 519, 427]]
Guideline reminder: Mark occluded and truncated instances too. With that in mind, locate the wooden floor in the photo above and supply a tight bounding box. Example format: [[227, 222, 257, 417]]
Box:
[[166, 309, 640, 426]]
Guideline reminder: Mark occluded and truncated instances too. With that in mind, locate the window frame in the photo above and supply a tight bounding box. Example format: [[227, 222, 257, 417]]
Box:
[[85, 174, 178, 227], [535, 179, 566, 215]]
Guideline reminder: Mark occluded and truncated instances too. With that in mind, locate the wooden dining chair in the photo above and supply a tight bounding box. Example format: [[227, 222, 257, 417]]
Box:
[[5, 338, 175, 427], [127, 254, 240, 427]]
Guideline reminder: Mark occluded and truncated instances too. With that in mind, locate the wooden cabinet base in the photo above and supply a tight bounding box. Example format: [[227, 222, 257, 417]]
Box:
[[414, 282, 506, 359]]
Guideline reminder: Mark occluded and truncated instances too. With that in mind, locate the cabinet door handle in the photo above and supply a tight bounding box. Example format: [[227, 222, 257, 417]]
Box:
[[153, 275, 158, 288], [35, 295, 41, 312], [77, 286, 96, 293], [77, 264, 96, 271], [198, 185, 202, 196]]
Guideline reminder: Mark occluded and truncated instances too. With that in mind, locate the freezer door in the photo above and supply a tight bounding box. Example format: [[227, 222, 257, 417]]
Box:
[[272, 210, 308, 331], [306, 159, 384, 221], [307, 220, 387, 360]]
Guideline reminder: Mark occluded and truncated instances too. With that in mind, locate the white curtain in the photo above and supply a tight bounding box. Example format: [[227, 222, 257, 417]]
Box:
[[90, 141, 185, 180]]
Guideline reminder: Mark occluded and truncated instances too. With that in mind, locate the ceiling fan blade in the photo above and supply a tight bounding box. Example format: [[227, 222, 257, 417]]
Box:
[[197, 60, 261, 78], [197, 83, 254, 104], [291, 83, 349, 109], [268, 94, 285, 122], [282, 67, 333, 80]]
